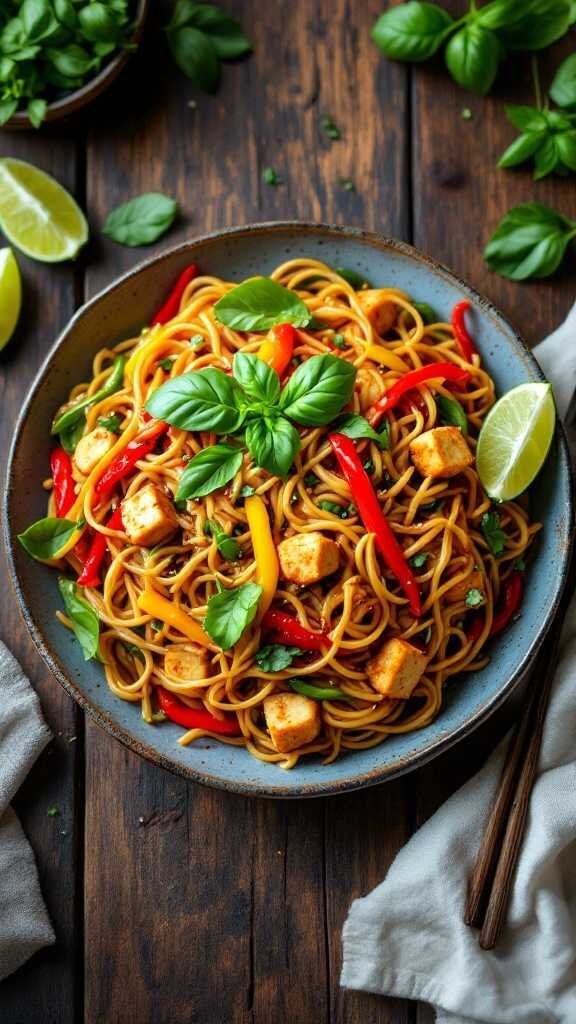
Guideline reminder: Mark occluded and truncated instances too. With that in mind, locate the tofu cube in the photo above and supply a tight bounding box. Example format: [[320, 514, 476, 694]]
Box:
[[365, 637, 428, 699], [409, 426, 473, 479], [74, 427, 116, 476], [121, 483, 178, 547], [264, 692, 321, 753], [164, 645, 210, 682], [278, 531, 340, 586], [357, 289, 397, 337], [446, 568, 484, 604]]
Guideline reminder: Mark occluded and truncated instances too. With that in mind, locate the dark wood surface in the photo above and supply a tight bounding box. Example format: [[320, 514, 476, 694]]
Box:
[[1, 3, 574, 1022]]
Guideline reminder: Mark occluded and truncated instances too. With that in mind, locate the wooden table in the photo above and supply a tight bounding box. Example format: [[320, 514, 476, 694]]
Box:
[[1, 3, 574, 1021]]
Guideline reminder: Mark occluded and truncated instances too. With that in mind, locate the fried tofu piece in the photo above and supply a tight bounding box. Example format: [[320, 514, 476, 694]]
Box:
[[365, 637, 428, 699], [446, 568, 484, 604], [264, 692, 321, 753], [357, 289, 397, 337], [164, 645, 210, 682], [409, 426, 473, 479], [356, 366, 386, 411], [74, 427, 116, 476], [121, 483, 178, 547], [278, 531, 340, 586]]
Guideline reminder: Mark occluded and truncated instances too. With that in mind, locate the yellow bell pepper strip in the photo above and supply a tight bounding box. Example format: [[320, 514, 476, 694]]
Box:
[[364, 343, 410, 373], [137, 588, 212, 647], [245, 494, 279, 616]]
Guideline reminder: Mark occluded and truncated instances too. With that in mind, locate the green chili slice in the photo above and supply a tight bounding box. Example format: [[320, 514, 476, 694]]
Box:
[[289, 678, 350, 702]]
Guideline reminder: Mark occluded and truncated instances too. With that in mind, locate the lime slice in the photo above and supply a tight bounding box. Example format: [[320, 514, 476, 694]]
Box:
[[476, 382, 556, 501], [0, 158, 88, 262], [0, 247, 21, 350]]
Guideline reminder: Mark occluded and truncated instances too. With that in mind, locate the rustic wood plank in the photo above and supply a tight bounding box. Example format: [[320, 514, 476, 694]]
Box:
[[0, 127, 83, 1022]]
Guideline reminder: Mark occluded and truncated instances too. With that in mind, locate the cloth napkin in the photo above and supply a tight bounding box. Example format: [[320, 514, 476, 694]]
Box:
[[341, 306, 576, 1024], [0, 641, 55, 982]]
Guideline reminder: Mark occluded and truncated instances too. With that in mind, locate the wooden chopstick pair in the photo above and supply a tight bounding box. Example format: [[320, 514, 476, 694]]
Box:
[[464, 587, 570, 949]]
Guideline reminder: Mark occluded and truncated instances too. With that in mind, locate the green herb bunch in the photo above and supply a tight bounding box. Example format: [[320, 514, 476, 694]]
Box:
[[499, 55, 576, 179], [372, 0, 576, 96], [165, 0, 251, 94], [0, 0, 137, 127]]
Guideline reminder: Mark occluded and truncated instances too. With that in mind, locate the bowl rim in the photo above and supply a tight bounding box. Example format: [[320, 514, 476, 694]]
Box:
[[4, 0, 149, 129], [4, 221, 575, 798]]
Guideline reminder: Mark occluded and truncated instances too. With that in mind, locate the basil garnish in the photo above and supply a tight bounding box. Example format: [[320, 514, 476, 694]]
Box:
[[204, 581, 262, 650], [146, 367, 245, 433], [484, 202, 576, 280], [18, 517, 78, 561], [103, 193, 178, 247], [245, 415, 301, 478], [233, 352, 280, 405], [279, 354, 356, 426], [58, 577, 100, 661], [481, 510, 506, 557], [465, 588, 485, 608], [214, 277, 312, 332], [437, 394, 468, 435], [176, 444, 243, 500], [331, 413, 388, 447], [255, 644, 303, 672]]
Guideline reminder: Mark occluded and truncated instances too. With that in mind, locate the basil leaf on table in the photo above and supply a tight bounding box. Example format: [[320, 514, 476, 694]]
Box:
[[255, 644, 303, 672], [498, 131, 548, 170], [481, 511, 506, 557], [176, 3, 252, 59], [18, 517, 78, 561], [214, 277, 312, 332], [371, 2, 454, 62], [103, 193, 178, 247], [495, 0, 573, 50], [204, 519, 242, 561], [550, 53, 576, 109], [176, 444, 244, 500], [58, 578, 100, 660], [166, 24, 220, 92], [233, 352, 280, 405], [204, 582, 262, 649], [331, 413, 388, 447], [445, 25, 502, 96], [555, 130, 576, 171], [279, 354, 356, 426], [146, 368, 245, 432], [437, 394, 468, 435], [484, 202, 576, 280], [534, 135, 560, 179], [504, 105, 549, 133], [245, 416, 301, 478]]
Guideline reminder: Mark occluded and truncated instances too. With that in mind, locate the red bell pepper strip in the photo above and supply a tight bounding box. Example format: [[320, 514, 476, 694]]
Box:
[[151, 264, 199, 326], [262, 609, 329, 651], [467, 614, 485, 646], [77, 506, 124, 588], [95, 420, 168, 497], [490, 572, 523, 636], [451, 300, 478, 362], [367, 362, 470, 427], [329, 433, 422, 617], [157, 687, 242, 735], [50, 448, 76, 518], [257, 323, 295, 376]]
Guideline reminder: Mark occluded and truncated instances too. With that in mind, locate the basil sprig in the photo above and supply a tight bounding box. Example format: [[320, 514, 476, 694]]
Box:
[[255, 644, 303, 672], [18, 516, 78, 561], [484, 202, 576, 280], [245, 416, 301, 478], [214, 277, 312, 332], [499, 74, 576, 179], [51, 354, 126, 435], [147, 366, 245, 433], [165, 0, 251, 94], [481, 510, 506, 557], [331, 413, 389, 447], [550, 53, 576, 110], [279, 354, 356, 426], [58, 577, 100, 661], [204, 582, 262, 650], [372, 0, 574, 96], [103, 194, 178, 247]]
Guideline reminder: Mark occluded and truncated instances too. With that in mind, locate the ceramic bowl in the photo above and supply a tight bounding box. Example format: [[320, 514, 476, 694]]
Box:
[[4, 0, 149, 130], [4, 223, 573, 797]]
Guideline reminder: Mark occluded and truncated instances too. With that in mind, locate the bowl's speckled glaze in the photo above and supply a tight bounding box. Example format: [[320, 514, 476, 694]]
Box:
[[4, 223, 573, 798]]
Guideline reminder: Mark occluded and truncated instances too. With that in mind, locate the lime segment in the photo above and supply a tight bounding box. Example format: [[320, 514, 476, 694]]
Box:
[[476, 382, 556, 501], [0, 247, 21, 350], [0, 158, 88, 263]]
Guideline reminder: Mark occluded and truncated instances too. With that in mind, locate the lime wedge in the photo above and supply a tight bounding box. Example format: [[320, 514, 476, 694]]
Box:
[[0, 247, 21, 350], [476, 382, 556, 501], [0, 158, 88, 263]]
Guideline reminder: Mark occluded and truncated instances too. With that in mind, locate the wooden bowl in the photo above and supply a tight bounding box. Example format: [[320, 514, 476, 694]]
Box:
[[4, 0, 149, 130]]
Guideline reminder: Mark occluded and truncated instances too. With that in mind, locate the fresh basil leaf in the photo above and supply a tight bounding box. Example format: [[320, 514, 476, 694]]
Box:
[[445, 24, 501, 96], [20, 0, 57, 41], [214, 277, 311, 332], [233, 352, 280, 404], [550, 52, 576, 109], [166, 24, 220, 92], [54, 0, 77, 30], [504, 104, 549, 133], [97, 413, 123, 434], [79, 3, 123, 42], [377, 419, 391, 450], [545, 110, 574, 130], [103, 193, 178, 247], [245, 416, 301, 478], [0, 98, 18, 125], [371, 2, 454, 62], [465, 588, 485, 608], [204, 519, 242, 561], [279, 354, 356, 426], [331, 412, 387, 447], [46, 43, 93, 77], [58, 577, 100, 661], [179, 3, 252, 59], [255, 644, 303, 672], [335, 267, 372, 289], [496, 0, 572, 50], [484, 202, 576, 280], [146, 367, 245, 432], [413, 301, 438, 324], [533, 135, 559, 179], [498, 131, 547, 169], [204, 581, 262, 649], [59, 417, 86, 454], [176, 443, 243, 500], [238, 484, 255, 500], [437, 394, 468, 434], [555, 130, 576, 171], [481, 511, 506, 557], [27, 97, 47, 128], [18, 517, 77, 561]]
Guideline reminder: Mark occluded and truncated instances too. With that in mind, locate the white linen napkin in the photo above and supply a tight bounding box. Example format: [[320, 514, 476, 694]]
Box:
[[0, 641, 55, 981], [341, 305, 576, 1024]]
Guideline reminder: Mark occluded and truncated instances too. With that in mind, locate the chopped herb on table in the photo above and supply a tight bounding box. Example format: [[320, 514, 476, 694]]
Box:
[[485, 202, 576, 281], [337, 177, 356, 192], [262, 166, 281, 186], [320, 113, 341, 140]]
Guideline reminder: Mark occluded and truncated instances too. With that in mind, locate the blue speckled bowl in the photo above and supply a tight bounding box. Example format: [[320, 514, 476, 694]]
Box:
[[4, 224, 573, 798]]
